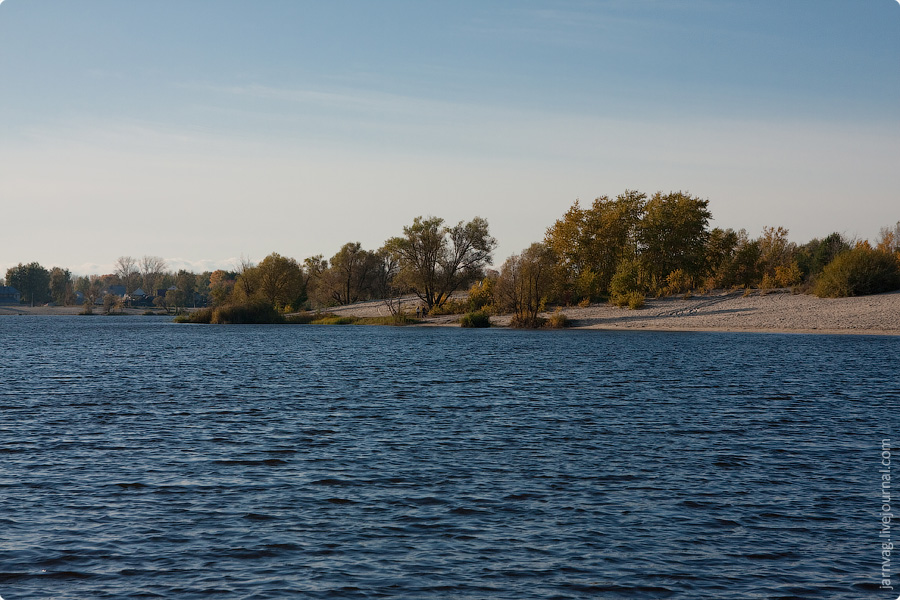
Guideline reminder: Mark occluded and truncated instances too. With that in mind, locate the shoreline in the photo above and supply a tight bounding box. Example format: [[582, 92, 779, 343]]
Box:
[[2, 289, 899, 336]]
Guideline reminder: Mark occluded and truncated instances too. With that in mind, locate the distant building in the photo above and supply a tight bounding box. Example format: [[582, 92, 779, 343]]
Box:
[[0, 286, 21, 304], [103, 285, 127, 297]]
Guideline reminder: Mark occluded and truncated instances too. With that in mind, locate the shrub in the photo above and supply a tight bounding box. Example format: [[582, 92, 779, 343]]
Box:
[[814, 245, 900, 297], [774, 262, 802, 287], [467, 277, 496, 312], [663, 269, 691, 296], [546, 309, 570, 328], [610, 291, 644, 309], [510, 314, 546, 328], [627, 292, 645, 309], [181, 301, 284, 324], [460, 311, 491, 328]]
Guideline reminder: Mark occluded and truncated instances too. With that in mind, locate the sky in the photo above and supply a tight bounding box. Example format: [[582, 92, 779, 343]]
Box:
[[1, 0, 898, 276]]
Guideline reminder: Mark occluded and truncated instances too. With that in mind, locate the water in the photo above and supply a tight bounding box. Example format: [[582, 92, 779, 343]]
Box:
[[1, 317, 898, 599]]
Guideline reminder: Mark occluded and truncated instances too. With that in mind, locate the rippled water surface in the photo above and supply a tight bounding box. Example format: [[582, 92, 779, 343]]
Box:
[[1, 317, 898, 599]]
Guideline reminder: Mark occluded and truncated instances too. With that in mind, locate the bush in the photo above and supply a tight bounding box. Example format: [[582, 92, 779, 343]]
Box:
[[467, 278, 496, 312], [609, 259, 643, 298], [663, 269, 691, 296], [814, 246, 900, 297], [460, 311, 491, 328], [510, 314, 546, 328], [181, 301, 284, 324], [610, 291, 645, 309], [546, 309, 570, 328]]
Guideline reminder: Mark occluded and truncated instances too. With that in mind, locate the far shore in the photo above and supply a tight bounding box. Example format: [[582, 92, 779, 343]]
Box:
[[3, 289, 899, 336]]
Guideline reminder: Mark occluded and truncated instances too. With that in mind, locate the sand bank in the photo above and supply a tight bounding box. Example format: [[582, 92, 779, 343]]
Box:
[[3, 290, 899, 335], [326, 289, 900, 335]]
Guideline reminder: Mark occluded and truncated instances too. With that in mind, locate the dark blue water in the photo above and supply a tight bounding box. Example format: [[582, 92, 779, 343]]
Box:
[[1, 317, 898, 599]]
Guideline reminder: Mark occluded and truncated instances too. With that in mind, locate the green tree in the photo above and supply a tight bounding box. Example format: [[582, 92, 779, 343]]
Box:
[[639, 191, 711, 291], [175, 269, 197, 307], [208, 270, 236, 306], [238, 253, 306, 310], [704, 227, 740, 287], [385, 216, 496, 309], [165, 288, 187, 313], [544, 191, 646, 300], [795, 232, 850, 280], [317, 242, 379, 305], [5, 262, 51, 306], [756, 226, 800, 288], [49, 267, 73, 305]]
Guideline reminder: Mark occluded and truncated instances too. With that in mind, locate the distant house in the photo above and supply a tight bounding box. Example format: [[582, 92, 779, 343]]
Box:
[[0, 286, 21, 304], [103, 285, 127, 297], [97, 285, 127, 304]]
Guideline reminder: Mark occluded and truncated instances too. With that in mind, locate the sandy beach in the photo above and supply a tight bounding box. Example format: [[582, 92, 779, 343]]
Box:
[[2, 289, 899, 335], [325, 289, 900, 335]]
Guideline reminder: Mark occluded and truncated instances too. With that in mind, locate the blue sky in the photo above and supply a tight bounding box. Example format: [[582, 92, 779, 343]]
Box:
[[1, 0, 898, 275]]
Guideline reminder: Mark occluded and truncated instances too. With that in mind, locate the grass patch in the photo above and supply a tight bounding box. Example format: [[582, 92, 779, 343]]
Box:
[[310, 315, 357, 325], [356, 314, 417, 326]]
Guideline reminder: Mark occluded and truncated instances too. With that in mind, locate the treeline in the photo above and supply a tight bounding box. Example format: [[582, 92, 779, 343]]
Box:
[[4, 191, 899, 325], [540, 191, 900, 305]]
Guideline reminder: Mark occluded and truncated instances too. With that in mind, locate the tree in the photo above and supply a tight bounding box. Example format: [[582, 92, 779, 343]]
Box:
[[140, 255, 167, 295], [544, 191, 647, 300], [705, 227, 740, 287], [165, 288, 187, 313], [75, 274, 104, 305], [208, 270, 236, 306], [876, 221, 900, 254], [639, 191, 711, 291], [237, 253, 306, 310], [332, 242, 380, 305], [103, 293, 125, 314], [49, 267, 73, 305], [385, 215, 497, 309], [114, 256, 141, 294], [372, 246, 405, 315], [495, 243, 556, 327], [796, 232, 850, 280], [5, 262, 51, 306], [757, 226, 800, 288], [175, 270, 197, 307]]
